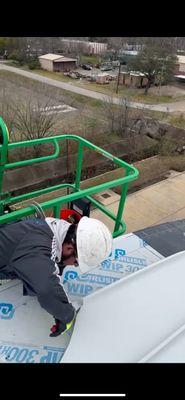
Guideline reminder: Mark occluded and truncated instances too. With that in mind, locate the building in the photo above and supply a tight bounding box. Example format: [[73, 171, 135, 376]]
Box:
[[88, 42, 107, 55], [61, 39, 107, 55], [174, 55, 185, 77], [96, 73, 109, 84], [118, 71, 148, 88], [39, 53, 77, 72], [124, 44, 144, 51], [118, 71, 130, 85]]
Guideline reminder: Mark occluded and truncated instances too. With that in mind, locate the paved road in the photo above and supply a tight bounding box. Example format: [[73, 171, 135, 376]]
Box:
[[1, 63, 185, 113]]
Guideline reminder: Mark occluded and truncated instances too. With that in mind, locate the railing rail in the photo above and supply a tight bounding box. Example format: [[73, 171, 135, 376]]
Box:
[[0, 117, 139, 237]]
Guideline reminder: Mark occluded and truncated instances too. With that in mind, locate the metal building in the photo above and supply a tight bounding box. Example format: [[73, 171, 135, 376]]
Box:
[[39, 53, 77, 72]]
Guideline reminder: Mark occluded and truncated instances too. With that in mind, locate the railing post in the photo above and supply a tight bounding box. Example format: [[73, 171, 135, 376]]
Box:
[[114, 182, 128, 234], [0, 118, 9, 197], [75, 142, 84, 191], [53, 204, 61, 219]]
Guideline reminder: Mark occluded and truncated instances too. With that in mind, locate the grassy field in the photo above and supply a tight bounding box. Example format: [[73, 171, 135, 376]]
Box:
[[146, 111, 185, 129], [168, 113, 185, 129], [23, 68, 185, 104], [0, 70, 103, 110], [4, 63, 185, 104], [2, 68, 185, 207], [80, 55, 101, 65]]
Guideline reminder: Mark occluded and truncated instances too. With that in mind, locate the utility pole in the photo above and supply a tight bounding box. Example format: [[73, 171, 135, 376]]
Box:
[[159, 59, 165, 96], [159, 56, 168, 96], [116, 62, 121, 94]]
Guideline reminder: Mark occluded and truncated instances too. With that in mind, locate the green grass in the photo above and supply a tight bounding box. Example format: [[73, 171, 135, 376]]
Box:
[[168, 113, 185, 128], [80, 55, 101, 65], [6, 65, 185, 105], [30, 68, 73, 82], [36, 74, 184, 105], [9, 66, 173, 105], [0, 69, 104, 111]]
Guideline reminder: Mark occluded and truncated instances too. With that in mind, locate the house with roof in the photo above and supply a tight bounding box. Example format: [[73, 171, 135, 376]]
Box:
[[39, 53, 77, 72]]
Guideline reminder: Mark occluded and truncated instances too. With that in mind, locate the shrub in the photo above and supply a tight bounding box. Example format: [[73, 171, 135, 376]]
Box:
[[8, 50, 25, 65], [27, 58, 40, 70]]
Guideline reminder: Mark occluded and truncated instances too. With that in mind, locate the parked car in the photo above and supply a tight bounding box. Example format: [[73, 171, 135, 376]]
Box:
[[81, 64, 92, 70], [100, 65, 112, 71]]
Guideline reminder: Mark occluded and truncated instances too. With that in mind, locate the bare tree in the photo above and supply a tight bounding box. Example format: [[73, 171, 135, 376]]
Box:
[[102, 95, 135, 138], [0, 90, 15, 136], [101, 94, 118, 134], [10, 97, 59, 156], [101, 94, 159, 161]]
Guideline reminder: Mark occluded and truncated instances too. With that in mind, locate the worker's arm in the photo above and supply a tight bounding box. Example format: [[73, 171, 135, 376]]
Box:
[[9, 230, 75, 325]]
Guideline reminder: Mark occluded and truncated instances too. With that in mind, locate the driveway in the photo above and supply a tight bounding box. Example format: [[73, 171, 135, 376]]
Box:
[[1, 63, 185, 113]]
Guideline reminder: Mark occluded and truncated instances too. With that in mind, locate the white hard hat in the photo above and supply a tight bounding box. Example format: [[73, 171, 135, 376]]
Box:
[[76, 216, 113, 273]]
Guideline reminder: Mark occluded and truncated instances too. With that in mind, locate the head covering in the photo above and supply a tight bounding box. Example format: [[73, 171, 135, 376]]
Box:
[[76, 216, 112, 273], [45, 217, 71, 262]]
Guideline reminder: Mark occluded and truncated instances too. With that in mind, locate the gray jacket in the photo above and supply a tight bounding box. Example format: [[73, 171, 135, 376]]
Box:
[[0, 218, 75, 324]]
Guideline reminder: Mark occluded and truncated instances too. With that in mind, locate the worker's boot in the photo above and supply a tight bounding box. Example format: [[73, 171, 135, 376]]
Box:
[[50, 317, 75, 337]]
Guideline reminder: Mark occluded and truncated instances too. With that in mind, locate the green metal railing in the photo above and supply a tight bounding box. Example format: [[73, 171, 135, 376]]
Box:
[[0, 116, 139, 237]]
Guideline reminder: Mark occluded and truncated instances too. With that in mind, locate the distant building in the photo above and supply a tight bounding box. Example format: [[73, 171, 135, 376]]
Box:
[[119, 50, 138, 56], [88, 42, 107, 55], [174, 55, 185, 76], [115, 50, 139, 65], [61, 39, 107, 55], [124, 44, 144, 51], [118, 71, 148, 88], [96, 73, 109, 84], [39, 53, 77, 72]]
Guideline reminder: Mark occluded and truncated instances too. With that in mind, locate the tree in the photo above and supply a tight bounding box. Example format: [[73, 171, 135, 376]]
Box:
[[10, 97, 59, 156], [127, 45, 178, 94], [0, 37, 7, 55], [102, 95, 142, 139], [0, 91, 15, 136], [27, 57, 41, 70], [8, 49, 25, 65]]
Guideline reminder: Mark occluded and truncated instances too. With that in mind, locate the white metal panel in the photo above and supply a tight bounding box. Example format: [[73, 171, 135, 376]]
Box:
[[62, 251, 185, 363], [144, 328, 185, 363]]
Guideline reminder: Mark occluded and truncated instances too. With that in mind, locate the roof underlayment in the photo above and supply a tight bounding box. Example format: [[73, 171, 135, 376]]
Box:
[[1, 220, 185, 363]]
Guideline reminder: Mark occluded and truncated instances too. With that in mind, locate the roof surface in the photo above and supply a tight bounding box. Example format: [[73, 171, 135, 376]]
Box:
[[39, 54, 77, 62], [39, 53, 64, 61], [136, 219, 185, 257], [0, 232, 163, 363], [1, 220, 185, 363], [54, 57, 77, 62], [62, 250, 185, 363]]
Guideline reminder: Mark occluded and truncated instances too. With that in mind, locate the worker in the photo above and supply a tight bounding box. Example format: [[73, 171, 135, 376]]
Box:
[[0, 215, 112, 336]]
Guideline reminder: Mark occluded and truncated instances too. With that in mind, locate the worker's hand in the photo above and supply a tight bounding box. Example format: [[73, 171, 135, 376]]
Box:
[[50, 318, 65, 337]]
